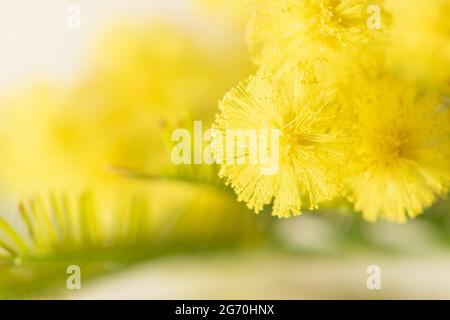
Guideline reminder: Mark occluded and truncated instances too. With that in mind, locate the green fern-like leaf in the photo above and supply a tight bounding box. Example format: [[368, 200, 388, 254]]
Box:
[[0, 186, 269, 298]]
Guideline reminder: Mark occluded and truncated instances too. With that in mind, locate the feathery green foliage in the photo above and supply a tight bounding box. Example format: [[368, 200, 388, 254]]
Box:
[[0, 184, 269, 298]]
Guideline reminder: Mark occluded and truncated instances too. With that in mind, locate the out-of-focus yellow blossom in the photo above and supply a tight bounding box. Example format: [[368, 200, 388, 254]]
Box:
[[0, 22, 252, 197], [347, 78, 450, 223], [0, 84, 156, 219], [0, 84, 88, 194], [0, 20, 263, 253], [246, 0, 386, 67], [83, 22, 251, 125], [386, 0, 450, 94], [214, 67, 353, 218]]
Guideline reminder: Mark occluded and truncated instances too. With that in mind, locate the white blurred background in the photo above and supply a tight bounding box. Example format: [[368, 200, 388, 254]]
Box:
[[0, 0, 195, 90]]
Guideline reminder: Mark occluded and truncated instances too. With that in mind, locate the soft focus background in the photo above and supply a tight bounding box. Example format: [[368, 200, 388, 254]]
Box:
[[0, 0, 449, 299]]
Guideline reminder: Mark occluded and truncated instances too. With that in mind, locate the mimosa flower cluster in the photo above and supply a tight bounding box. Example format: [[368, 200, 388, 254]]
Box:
[[214, 0, 450, 222]]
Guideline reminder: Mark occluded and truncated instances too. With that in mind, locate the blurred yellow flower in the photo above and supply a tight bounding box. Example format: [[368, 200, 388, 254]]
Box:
[[247, 0, 385, 67], [0, 21, 252, 196], [0, 20, 264, 262], [386, 0, 450, 94], [347, 78, 450, 223], [214, 67, 353, 217], [0, 84, 87, 194], [195, 0, 251, 26]]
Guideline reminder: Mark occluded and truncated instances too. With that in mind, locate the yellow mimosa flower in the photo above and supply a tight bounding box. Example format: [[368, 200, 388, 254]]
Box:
[[247, 0, 386, 67], [214, 67, 353, 217], [0, 21, 251, 196], [347, 78, 450, 222]]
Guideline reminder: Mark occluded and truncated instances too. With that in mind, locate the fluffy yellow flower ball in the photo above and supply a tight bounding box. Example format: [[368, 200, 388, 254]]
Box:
[[347, 77, 450, 222], [214, 67, 353, 217]]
